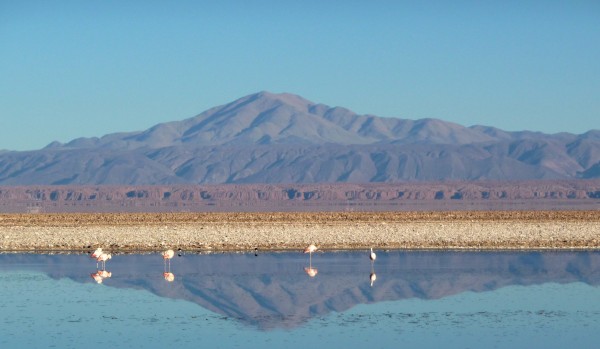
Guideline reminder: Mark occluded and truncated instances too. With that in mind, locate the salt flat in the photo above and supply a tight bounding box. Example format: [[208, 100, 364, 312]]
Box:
[[0, 211, 598, 251]]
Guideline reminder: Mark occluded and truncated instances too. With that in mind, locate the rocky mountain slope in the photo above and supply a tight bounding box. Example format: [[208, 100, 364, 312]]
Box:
[[1, 91, 599, 185]]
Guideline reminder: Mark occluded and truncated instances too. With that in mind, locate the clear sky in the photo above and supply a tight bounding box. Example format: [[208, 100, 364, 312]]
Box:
[[1, 1, 599, 151]]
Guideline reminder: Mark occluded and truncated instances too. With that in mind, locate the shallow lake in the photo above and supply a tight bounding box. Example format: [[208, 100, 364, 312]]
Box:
[[1, 250, 600, 348]]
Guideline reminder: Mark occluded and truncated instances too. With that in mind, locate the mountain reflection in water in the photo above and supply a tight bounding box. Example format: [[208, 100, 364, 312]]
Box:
[[1, 251, 599, 330]]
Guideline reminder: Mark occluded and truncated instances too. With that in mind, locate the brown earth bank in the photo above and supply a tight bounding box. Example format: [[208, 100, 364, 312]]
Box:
[[1, 180, 600, 213], [1, 211, 599, 252]]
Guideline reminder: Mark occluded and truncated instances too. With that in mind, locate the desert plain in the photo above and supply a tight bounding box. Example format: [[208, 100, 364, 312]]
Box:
[[0, 211, 599, 252]]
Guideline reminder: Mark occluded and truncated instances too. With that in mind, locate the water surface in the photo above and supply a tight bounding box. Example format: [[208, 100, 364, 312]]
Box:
[[1, 251, 599, 348]]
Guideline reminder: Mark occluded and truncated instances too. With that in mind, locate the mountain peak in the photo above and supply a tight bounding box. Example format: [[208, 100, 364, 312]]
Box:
[[252, 90, 310, 103], [225, 91, 315, 113]]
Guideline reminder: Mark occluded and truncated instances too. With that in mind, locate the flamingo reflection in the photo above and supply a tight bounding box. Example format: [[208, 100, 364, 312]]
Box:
[[163, 272, 175, 282], [90, 272, 104, 284], [90, 270, 112, 284], [162, 249, 175, 282], [304, 267, 318, 277], [370, 272, 377, 287], [97, 270, 112, 278], [304, 244, 318, 278]]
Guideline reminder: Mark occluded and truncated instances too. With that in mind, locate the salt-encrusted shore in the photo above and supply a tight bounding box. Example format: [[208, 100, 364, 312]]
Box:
[[0, 211, 598, 252]]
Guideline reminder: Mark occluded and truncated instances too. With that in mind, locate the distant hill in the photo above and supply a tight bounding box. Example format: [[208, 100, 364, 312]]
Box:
[[1, 91, 599, 185]]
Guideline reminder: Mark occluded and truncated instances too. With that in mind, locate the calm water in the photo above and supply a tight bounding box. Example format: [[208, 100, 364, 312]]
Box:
[[1, 251, 600, 348]]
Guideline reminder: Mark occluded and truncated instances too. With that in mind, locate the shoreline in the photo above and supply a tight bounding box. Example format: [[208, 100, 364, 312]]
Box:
[[1, 211, 599, 252]]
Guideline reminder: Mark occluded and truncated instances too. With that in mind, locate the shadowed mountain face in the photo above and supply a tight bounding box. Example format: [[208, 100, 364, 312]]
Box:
[[2, 251, 600, 330], [1, 92, 599, 184]]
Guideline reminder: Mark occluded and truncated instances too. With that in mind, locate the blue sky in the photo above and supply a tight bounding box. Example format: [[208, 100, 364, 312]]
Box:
[[1, 1, 599, 150]]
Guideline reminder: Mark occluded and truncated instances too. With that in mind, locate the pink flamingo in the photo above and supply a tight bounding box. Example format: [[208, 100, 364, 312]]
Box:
[[162, 249, 174, 273], [304, 244, 317, 265], [91, 248, 103, 259], [162, 249, 175, 260], [303, 244, 317, 254]]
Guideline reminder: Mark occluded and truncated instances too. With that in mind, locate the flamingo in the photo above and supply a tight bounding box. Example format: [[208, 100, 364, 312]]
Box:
[[303, 244, 317, 254], [304, 244, 317, 265], [162, 249, 175, 259], [96, 253, 112, 270], [91, 248, 103, 259], [162, 249, 174, 273], [163, 272, 175, 282], [370, 248, 377, 262]]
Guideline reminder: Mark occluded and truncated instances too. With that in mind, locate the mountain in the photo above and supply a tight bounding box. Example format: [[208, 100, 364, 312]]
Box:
[[1, 91, 599, 185]]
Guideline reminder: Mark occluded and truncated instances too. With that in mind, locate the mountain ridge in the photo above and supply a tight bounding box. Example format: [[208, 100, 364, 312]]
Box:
[[1, 91, 599, 185]]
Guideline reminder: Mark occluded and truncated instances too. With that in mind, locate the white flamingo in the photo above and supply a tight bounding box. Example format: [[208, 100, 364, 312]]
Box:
[[370, 247, 377, 262]]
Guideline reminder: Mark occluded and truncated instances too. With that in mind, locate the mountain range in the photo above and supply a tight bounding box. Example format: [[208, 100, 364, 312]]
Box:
[[1, 91, 599, 185]]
